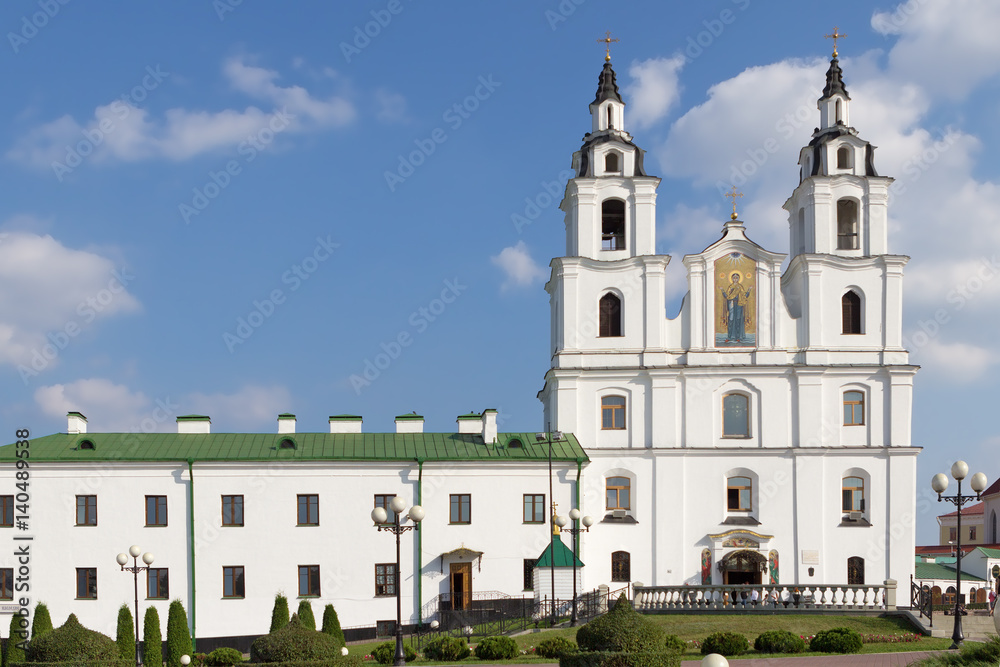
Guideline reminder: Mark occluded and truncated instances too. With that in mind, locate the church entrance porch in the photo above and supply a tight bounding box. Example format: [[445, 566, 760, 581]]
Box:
[[724, 570, 760, 586], [718, 549, 767, 587]]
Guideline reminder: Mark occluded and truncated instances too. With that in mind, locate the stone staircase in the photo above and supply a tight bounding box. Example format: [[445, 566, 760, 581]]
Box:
[[912, 612, 997, 640]]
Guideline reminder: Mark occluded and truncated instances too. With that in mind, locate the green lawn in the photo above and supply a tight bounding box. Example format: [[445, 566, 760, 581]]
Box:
[[345, 614, 955, 664]]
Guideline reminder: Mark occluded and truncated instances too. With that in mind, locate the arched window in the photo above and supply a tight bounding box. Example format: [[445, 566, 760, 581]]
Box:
[[607, 105, 613, 129], [992, 510, 997, 543], [722, 393, 750, 438], [605, 151, 620, 172], [601, 396, 626, 430], [611, 551, 630, 582], [842, 476, 865, 512], [842, 291, 862, 334], [79, 439, 95, 450], [843, 391, 864, 425], [606, 477, 630, 511], [601, 199, 625, 251], [727, 476, 752, 511], [835, 99, 843, 124], [837, 146, 852, 169], [837, 199, 859, 249], [847, 556, 865, 585], [599, 293, 622, 337]]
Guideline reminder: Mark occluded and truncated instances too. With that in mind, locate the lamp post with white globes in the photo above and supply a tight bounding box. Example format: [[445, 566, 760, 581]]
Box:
[[371, 496, 424, 667], [931, 461, 988, 649], [555, 509, 594, 626], [116, 545, 155, 667]]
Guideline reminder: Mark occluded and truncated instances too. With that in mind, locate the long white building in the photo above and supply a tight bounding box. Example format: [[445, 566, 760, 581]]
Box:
[[0, 48, 919, 646]]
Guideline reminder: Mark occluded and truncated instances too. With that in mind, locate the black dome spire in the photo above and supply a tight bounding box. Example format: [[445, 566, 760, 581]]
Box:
[[822, 57, 851, 100], [593, 61, 623, 106]]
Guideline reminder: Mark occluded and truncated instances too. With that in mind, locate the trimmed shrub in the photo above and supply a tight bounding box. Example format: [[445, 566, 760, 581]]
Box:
[[474, 635, 518, 660], [143, 606, 163, 667], [270, 593, 290, 633], [167, 599, 192, 667], [700, 632, 749, 657], [754, 629, 805, 654], [297, 600, 316, 631], [250, 614, 342, 663], [369, 641, 416, 664], [558, 650, 681, 667], [663, 634, 685, 653], [205, 646, 244, 665], [536, 636, 577, 658], [422, 635, 471, 661], [320, 604, 345, 648], [576, 594, 665, 653], [5, 612, 27, 667], [25, 613, 122, 663], [30, 602, 53, 639], [116, 603, 136, 663], [810, 627, 863, 654]]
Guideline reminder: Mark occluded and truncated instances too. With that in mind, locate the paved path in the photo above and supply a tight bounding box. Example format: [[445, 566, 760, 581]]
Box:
[[680, 651, 944, 666]]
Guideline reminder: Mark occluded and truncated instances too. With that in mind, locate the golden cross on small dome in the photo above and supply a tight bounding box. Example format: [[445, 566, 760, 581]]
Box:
[[825, 26, 847, 58], [597, 31, 619, 62], [725, 186, 743, 220]]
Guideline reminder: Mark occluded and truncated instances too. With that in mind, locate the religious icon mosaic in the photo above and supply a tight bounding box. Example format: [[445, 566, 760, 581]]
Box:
[[714, 252, 757, 347]]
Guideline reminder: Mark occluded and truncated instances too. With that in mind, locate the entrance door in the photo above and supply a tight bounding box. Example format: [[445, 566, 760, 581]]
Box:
[[450, 563, 472, 610], [724, 571, 760, 585]]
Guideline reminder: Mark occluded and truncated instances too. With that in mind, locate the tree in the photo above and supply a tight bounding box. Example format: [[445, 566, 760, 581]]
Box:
[[116, 604, 136, 663], [143, 606, 162, 667], [296, 599, 316, 631], [30, 602, 53, 639], [4, 612, 26, 667], [166, 600, 191, 667], [269, 593, 290, 633], [320, 604, 345, 648]]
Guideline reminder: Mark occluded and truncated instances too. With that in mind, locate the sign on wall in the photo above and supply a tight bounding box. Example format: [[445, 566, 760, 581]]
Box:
[[714, 252, 757, 347]]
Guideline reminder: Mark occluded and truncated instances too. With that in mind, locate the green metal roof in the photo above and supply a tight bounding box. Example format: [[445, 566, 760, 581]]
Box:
[[0, 432, 588, 464], [913, 562, 985, 582], [536, 534, 584, 568], [976, 547, 1000, 558]]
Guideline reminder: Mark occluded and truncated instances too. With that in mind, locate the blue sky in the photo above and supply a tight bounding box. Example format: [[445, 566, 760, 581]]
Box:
[[2, 0, 998, 543]]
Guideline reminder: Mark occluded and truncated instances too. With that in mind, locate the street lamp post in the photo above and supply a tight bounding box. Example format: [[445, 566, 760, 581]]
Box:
[[556, 508, 594, 626], [371, 496, 424, 667], [931, 461, 988, 650], [116, 545, 155, 667], [536, 429, 563, 628]]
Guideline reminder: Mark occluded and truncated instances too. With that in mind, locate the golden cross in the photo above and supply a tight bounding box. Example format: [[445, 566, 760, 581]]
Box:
[[725, 186, 743, 220], [597, 31, 619, 62], [825, 26, 847, 58]]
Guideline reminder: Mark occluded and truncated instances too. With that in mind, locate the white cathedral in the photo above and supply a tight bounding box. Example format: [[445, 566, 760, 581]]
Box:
[[0, 47, 917, 645]]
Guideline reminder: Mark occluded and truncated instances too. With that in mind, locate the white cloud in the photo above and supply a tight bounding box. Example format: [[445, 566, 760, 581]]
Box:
[[8, 56, 357, 168], [374, 89, 408, 124], [34, 379, 292, 432], [0, 228, 140, 370], [911, 339, 997, 384], [625, 56, 684, 129], [491, 241, 548, 290]]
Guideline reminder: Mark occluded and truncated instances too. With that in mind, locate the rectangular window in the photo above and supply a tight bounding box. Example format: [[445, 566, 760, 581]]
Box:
[[297, 494, 319, 526], [523, 558, 537, 591], [145, 496, 167, 526], [0, 569, 12, 600], [76, 495, 97, 526], [727, 477, 752, 511], [374, 494, 397, 524], [949, 527, 957, 542], [601, 396, 626, 430], [450, 494, 471, 524], [843, 391, 864, 426], [76, 568, 97, 599], [606, 477, 630, 511], [970, 526, 977, 541], [298, 565, 320, 597], [375, 563, 397, 597], [523, 494, 545, 524], [222, 495, 244, 527], [0, 496, 12, 527], [223, 566, 245, 598], [147, 568, 169, 599], [842, 477, 865, 513]]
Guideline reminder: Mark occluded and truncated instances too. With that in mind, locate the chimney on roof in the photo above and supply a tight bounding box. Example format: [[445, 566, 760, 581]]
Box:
[[67, 411, 88, 434], [177, 415, 211, 434], [481, 409, 498, 444], [457, 412, 481, 434], [278, 413, 296, 434], [395, 413, 424, 434], [329, 415, 362, 434]]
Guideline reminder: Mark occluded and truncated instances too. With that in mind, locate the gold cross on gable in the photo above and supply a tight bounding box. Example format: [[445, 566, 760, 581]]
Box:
[[725, 186, 743, 220], [597, 31, 619, 62], [825, 26, 847, 58]]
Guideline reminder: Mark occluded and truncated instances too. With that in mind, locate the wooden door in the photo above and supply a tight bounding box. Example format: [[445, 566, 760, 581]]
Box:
[[450, 563, 472, 610]]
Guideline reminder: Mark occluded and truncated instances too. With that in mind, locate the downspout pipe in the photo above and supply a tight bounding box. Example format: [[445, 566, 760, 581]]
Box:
[[187, 459, 197, 653]]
